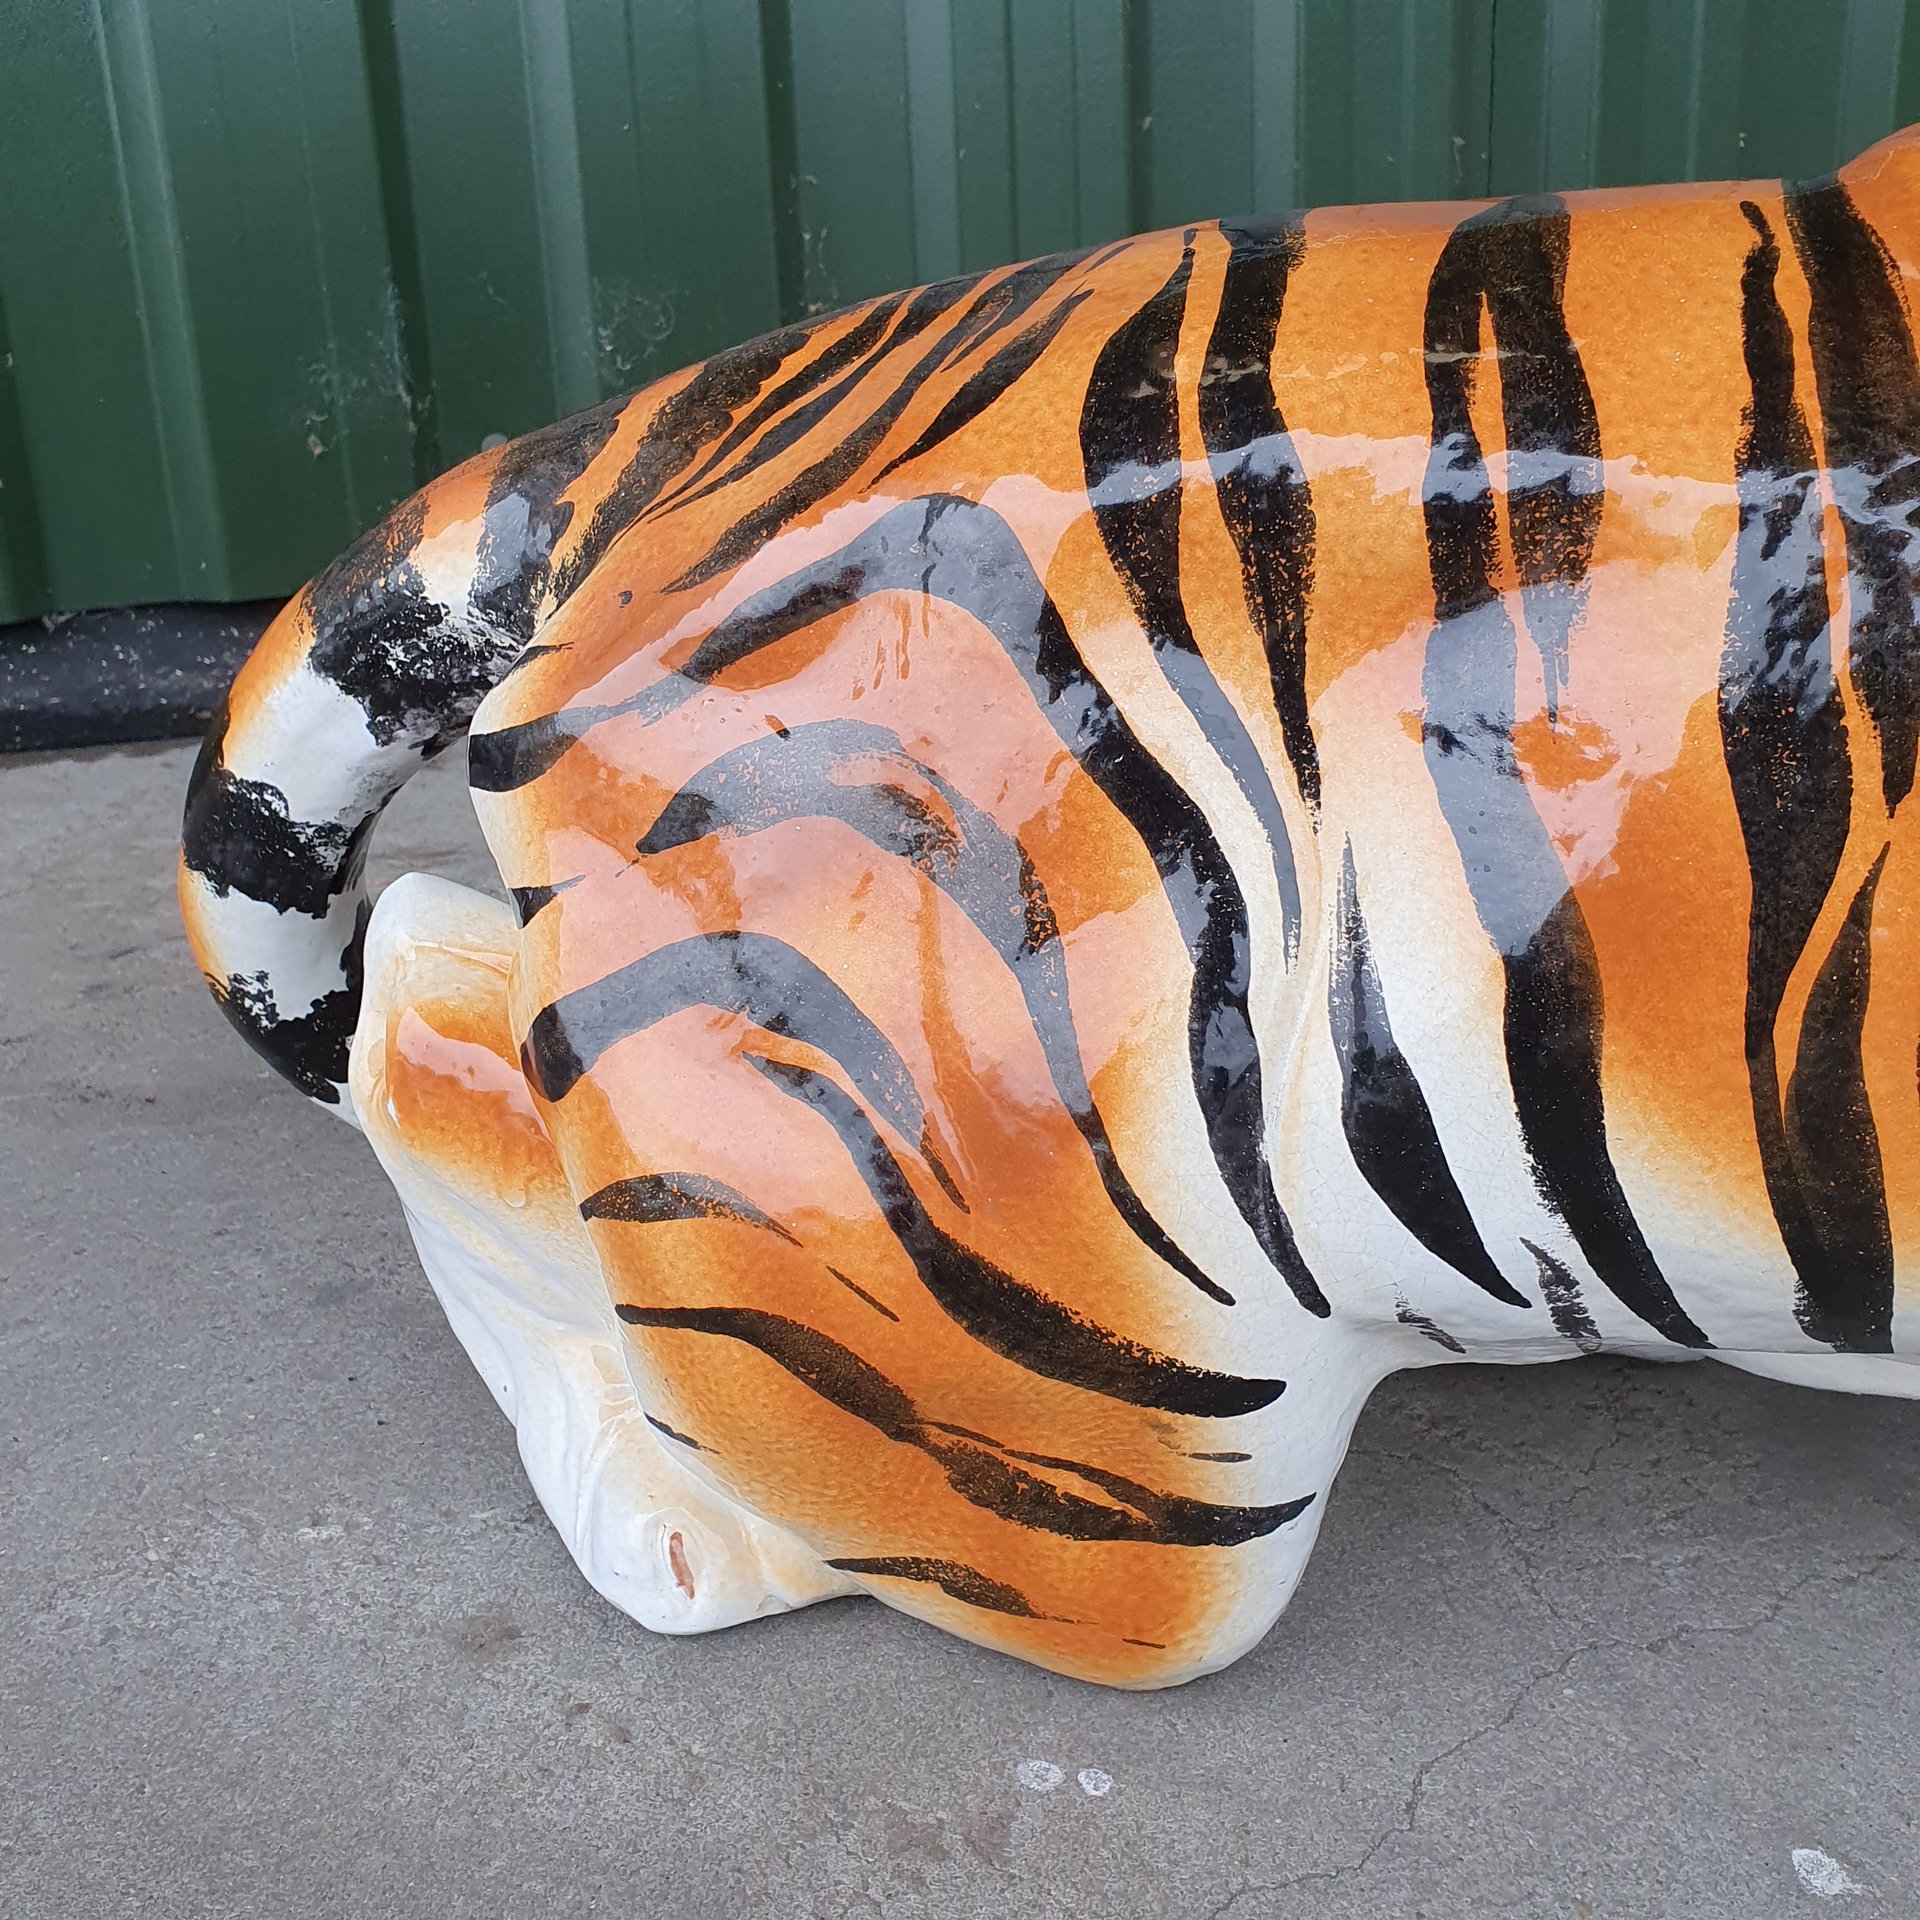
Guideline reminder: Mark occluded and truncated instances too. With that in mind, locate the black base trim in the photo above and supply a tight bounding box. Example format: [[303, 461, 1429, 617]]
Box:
[[0, 600, 281, 753]]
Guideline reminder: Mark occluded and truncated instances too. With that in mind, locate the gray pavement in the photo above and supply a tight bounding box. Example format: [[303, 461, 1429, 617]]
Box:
[[3, 739, 1917, 1920]]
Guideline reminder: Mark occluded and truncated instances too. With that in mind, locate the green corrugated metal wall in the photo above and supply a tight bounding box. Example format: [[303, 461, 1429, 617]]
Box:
[[4, 0, 1920, 624]]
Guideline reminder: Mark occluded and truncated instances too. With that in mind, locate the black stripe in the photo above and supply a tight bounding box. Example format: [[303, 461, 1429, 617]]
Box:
[[825, 1554, 1051, 1618], [636, 722, 985, 874], [945, 1435, 1312, 1547], [1507, 895, 1708, 1347], [1784, 178, 1920, 814], [644, 1412, 706, 1450], [469, 695, 608, 791], [1076, 239, 1135, 277], [468, 395, 630, 649], [1524, 1240, 1602, 1352], [669, 256, 1092, 522], [1330, 844, 1529, 1308], [616, 1302, 1311, 1546], [828, 1266, 901, 1320], [182, 756, 376, 918], [1782, 852, 1895, 1350], [655, 294, 911, 510], [510, 875, 581, 926], [871, 289, 1092, 482], [473, 496, 1327, 1312], [620, 1302, 918, 1428], [1434, 196, 1602, 721], [670, 497, 1327, 1311], [522, 929, 946, 1176], [1200, 217, 1321, 814], [496, 641, 569, 683], [301, 495, 467, 750], [743, 1054, 1283, 1417], [1080, 238, 1306, 961], [580, 1170, 800, 1244], [669, 269, 1055, 592], [1492, 209, 1601, 725], [1722, 201, 1889, 1353], [669, 251, 1095, 516], [207, 898, 370, 1105], [1420, 199, 1709, 1350], [637, 717, 1231, 1303], [211, 974, 356, 1104], [930, 248, 1095, 370], [544, 314, 825, 610], [1395, 1305, 1466, 1354], [657, 282, 977, 519]]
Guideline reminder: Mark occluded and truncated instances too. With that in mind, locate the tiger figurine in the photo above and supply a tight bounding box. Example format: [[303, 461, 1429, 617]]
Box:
[[181, 128, 1920, 1688]]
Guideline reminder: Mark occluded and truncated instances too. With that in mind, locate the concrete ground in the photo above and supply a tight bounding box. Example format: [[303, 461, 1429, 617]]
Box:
[[3, 738, 1917, 1920]]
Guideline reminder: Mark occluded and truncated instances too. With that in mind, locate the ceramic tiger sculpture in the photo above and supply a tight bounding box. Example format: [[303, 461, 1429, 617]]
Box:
[[181, 130, 1920, 1687]]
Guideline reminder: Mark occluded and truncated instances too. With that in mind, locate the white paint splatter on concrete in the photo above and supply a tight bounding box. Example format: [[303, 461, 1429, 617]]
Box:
[[1792, 1848, 1864, 1898], [1077, 1768, 1114, 1797], [1015, 1759, 1064, 1792]]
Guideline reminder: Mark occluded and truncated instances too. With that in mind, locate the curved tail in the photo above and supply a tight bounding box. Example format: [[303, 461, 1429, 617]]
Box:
[[178, 400, 624, 1118]]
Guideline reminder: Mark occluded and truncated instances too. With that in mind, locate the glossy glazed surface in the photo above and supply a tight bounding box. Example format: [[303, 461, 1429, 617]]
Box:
[[184, 131, 1920, 1684]]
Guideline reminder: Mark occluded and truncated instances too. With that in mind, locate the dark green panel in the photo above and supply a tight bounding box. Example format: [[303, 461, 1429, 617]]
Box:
[[784, 0, 918, 313], [1006, 2, 1097, 255], [0, 0, 192, 618], [1135, 0, 1494, 221], [387, 0, 564, 462], [1247, 0, 1304, 211], [1897, 2, 1920, 124], [0, 289, 52, 618], [1139, 0, 1258, 229], [567, 0, 786, 392], [948, 0, 1018, 269], [1492, 0, 1914, 195], [357, 0, 443, 486], [1835, 0, 1913, 157], [1002, 0, 1136, 257], [141, 0, 418, 598], [904, 0, 966, 280], [1298, 0, 1494, 206], [1068, 0, 1141, 241], [12, 0, 1920, 624]]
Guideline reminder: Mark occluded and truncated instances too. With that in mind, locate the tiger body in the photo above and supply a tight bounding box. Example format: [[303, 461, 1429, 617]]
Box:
[[183, 131, 1920, 1686]]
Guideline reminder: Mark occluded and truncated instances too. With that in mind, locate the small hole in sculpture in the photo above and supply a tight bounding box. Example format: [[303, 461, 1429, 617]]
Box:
[[665, 1529, 696, 1600]]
